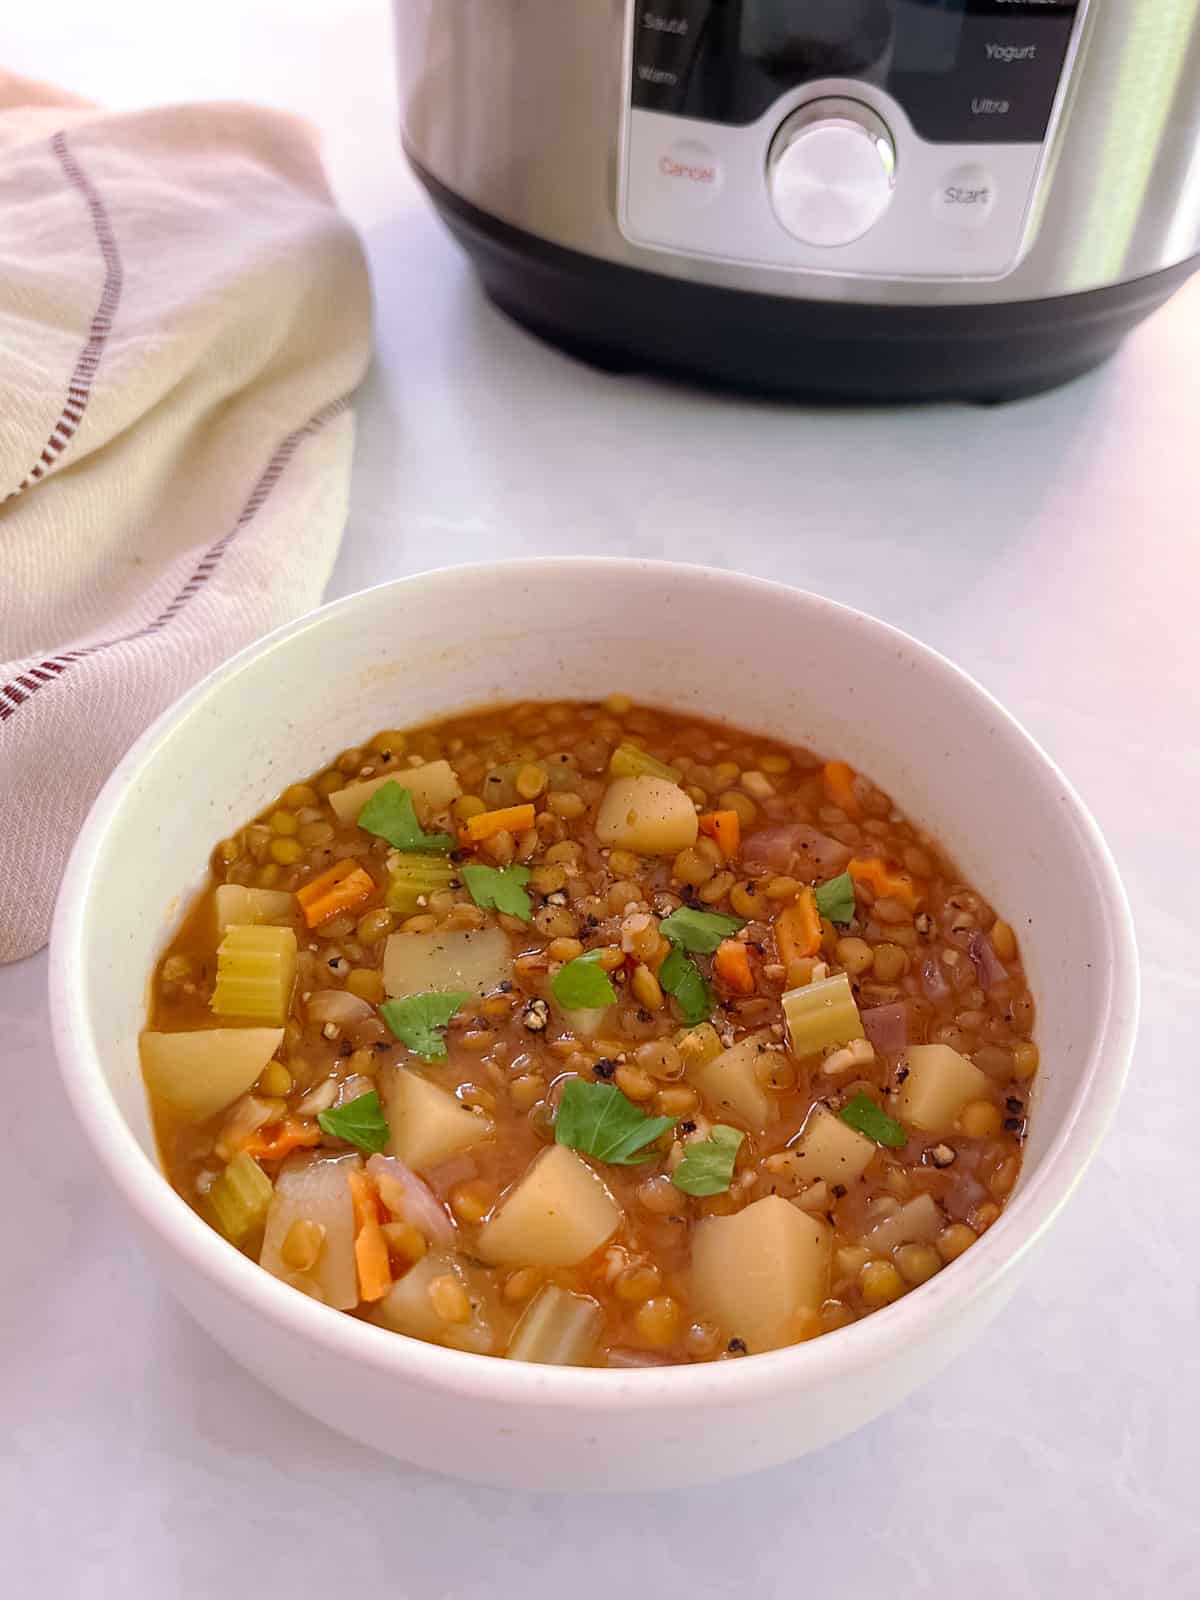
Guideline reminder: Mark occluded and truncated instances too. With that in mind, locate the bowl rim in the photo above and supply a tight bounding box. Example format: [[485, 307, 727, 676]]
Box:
[[49, 557, 1139, 1410]]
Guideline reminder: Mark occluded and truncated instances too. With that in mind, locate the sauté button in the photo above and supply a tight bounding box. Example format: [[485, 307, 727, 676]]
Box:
[[655, 139, 723, 208], [932, 165, 997, 228]]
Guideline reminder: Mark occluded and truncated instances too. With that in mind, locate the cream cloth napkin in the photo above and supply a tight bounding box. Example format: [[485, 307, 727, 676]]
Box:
[[0, 73, 372, 963]]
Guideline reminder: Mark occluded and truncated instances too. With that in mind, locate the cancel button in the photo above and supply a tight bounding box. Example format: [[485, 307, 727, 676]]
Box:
[[932, 165, 997, 229]]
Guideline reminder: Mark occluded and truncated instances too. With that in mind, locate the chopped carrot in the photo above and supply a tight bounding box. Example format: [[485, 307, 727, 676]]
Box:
[[698, 809, 741, 860], [775, 888, 822, 966], [348, 1169, 392, 1303], [822, 760, 861, 819], [713, 938, 755, 996], [848, 856, 919, 911], [240, 1119, 322, 1161], [460, 803, 536, 845], [295, 859, 376, 928]]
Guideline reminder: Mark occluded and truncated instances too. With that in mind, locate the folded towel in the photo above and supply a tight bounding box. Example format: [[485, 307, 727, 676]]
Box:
[[0, 73, 372, 962]]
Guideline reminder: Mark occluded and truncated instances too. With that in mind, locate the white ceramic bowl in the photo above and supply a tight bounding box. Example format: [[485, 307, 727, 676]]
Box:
[[50, 560, 1137, 1491]]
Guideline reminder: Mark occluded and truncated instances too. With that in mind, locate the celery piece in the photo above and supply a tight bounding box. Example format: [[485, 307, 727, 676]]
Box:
[[207, 1153, 273, 1244], [480, 762, 520, 809], [483, 757, 578, 810], [506, 1285, 602, 1366], [213, 884, 295, 934], [210, 924, 297, 1024], [782, 971, 865, 1059], [608, 741, 681, 784], [385, 853, 458, 914]]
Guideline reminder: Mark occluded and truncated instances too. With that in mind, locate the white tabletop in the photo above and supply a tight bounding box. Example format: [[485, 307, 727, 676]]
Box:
[[5, 5, 1199, 1593]]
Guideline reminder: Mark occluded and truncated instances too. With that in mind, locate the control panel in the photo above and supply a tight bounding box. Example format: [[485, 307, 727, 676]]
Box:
[[620, 0, 1087, 279]]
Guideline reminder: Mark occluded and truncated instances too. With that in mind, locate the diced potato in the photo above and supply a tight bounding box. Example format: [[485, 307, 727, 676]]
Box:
[[689, 1028, 778, 1132], [373, 1252, 493, 1353], [140, 1027, 284, 1121], [783, 972, 865, 1058], [384, 1067, 494, 1172], [677, 1022, 725, 1069], [863, 1193, 943, 1255], [477, 1146, 622, 1267], [595, 775, 698, 856], [260, 1151, 360, 1310], [382, 927, 512, 999], [691, 1196, 832, 1353], [329, 760, 461, 826], [893, 1043, 989, 1133], [788, 1104, 876, 1188], [506, 1284, 602, 1365], [559, 1005, 611, 1039], [210, 924, 297, 1025], [794, 1180, 832, 1215], [213, 884, 295, 934]]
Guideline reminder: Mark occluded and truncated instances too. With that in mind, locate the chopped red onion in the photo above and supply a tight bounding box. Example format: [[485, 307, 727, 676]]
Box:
[[742, 823, 853, 878], [968, 931, 1008, 990], [606, 1348, 674, 1368], [920, 957, 952, 1003], [423, 1152, 479, 1198], [367, 1153, 455, 1245], [305, 988, 376, 1026], [860, 1000, 908, 1055]]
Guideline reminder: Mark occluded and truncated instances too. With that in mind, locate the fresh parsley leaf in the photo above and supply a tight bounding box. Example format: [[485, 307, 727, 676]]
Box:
[[356, 781, 454, 853], [555, 1079, 672, 1165], [317, 1089, 390, 1154], [551, 949, 617, 1010], [659, 945, 713, 1025], [670, 1124, 744, 1196], [461, 863, 533, 923], [814, 870, 856, 926], [839, 1092, 906, 1149], [379, 990, 470, 1060], [659, 906, 746, 954]]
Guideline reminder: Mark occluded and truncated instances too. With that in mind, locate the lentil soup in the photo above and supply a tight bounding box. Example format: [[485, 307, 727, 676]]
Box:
[[143, 698, 1036, 1366]]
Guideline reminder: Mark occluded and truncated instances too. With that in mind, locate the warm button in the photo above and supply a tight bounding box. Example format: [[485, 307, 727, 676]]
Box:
[[655, 139, 723, 208], [932, 166, 997, 229]]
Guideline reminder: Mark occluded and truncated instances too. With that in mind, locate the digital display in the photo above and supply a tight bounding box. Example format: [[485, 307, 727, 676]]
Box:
[[892, 1, 965, 74], [736, 1, 965, 78], [631, 0, 1079, 143], [738, 1, 894, 78]]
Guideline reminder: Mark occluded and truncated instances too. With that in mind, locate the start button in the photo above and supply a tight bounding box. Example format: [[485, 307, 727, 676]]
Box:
[[932, 165, 997, 228], [655, 138, 723, 209]]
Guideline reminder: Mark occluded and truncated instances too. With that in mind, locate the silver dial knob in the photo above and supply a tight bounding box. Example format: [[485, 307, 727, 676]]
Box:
[[767, 98, 897, 248]]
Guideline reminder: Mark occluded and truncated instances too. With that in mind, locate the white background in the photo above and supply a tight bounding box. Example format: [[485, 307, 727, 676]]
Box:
[[3, 4, 1199, 1595]]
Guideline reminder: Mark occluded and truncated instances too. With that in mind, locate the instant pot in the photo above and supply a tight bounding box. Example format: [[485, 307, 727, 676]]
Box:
[[396, 1, 1200, 402]]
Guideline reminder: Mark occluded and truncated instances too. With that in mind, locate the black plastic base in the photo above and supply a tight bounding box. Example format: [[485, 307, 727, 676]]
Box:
[[411, 156, 1197, 404]]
